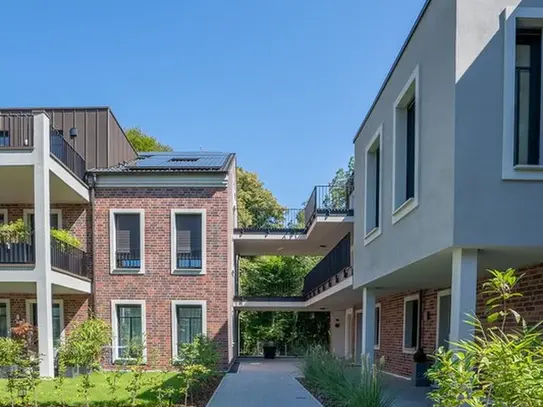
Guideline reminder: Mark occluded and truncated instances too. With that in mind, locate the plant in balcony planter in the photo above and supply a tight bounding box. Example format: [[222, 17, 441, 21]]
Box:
[[50, 228, 81, 250], [412, 347, 430, 387], [0, 219, 32, 263]]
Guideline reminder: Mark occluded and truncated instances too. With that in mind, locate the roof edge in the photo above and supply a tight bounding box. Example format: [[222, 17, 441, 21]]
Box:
[[353, 0, 432, 143]]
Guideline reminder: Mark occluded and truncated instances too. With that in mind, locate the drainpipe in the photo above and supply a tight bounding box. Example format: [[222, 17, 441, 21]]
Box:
[[86, 173, 97, 316]]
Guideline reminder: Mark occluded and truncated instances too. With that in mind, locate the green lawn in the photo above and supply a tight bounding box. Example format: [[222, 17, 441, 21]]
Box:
[[0, 372, 183, 406]]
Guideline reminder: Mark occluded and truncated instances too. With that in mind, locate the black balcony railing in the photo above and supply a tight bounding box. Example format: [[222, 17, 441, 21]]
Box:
[[116, 249, 141, 269], [50, 236, 89, 279], [50, 127, 86, 181], [176, 250, 203, 269], [0, 242, 35, 264], [235, 182, 353, 234], [302, 233, 351, 296], [0, 114, 34, 148]]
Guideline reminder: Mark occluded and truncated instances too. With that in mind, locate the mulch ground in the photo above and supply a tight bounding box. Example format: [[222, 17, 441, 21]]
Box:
[[185, 374, 223, 407], [296, 377, 339, 407]]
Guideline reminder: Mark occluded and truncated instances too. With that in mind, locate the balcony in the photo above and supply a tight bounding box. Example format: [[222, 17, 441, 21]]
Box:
[[50, 127, 86, 181], [234, 182, 354, 256], [0, 237, 89, 280], [0, 114, 34, 148], [234, 233, 355, 310]]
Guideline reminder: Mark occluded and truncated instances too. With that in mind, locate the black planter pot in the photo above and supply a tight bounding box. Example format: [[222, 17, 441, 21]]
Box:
[[412, 362, 430, 387], [262, 342, 276, 359]]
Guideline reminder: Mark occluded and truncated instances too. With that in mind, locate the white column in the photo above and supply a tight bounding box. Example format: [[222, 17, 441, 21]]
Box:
[[449, 249, 478, 346], [361, 287, 376, 365], [33, 113, 54, 377]]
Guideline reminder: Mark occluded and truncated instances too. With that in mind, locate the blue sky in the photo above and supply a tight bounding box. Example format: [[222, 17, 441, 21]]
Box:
[[3, 0, 426, 207]]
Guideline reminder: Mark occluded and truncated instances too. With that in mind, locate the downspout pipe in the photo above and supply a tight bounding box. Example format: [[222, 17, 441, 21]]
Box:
[[86, 173, 97, 316]]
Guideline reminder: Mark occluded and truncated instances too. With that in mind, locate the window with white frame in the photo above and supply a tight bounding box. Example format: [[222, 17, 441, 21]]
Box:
[[393, 66, 419, 222], [171, 210, 206, 274], [24, 209, 62, 230], [374, 303, 381, 349], [503, 8, 543, 179], [403, 295, 420, 352], [364, 127, 382, 243], [110, 210, 144, 273], [112, 300, 146, 361], [26, 299, 64, 347], [171, 300, 207, 360], [0, 300, 10, 337], [0, 209, 7, 224]]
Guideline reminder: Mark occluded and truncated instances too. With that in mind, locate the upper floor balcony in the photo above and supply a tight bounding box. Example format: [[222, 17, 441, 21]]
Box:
[[234, 182, 355, 256], [234, 233, 358, 311], [0, 113, 89, 204]]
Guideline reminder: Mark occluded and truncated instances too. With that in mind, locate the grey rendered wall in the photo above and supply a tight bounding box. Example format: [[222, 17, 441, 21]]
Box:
[[108, 110, 137, 167], [353, 0, 457, 288], [453, 0, 543, 247]]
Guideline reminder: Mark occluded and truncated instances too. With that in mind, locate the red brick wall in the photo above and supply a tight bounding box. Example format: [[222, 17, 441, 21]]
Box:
[[92, 187, 231, 369], [375, 265, 543, 378]]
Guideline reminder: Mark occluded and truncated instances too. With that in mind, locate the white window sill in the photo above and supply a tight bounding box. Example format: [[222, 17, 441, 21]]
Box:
[[402, 347, 417, 355], [503, 165, 543, 180], [364, 227, 382, 246], [374, 345, 380, 351], [392, 197, 418, 224], [172, 269, 206, 276], [110, 269, 145, 275]]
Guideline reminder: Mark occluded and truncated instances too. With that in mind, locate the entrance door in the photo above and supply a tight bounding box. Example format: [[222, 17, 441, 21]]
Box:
[[355, 311, 363, 364], [437, 290, 451, 349]]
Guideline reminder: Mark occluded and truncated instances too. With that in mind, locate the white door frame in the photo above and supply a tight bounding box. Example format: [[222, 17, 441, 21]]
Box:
[[436, 289, 451, 349], [344, 308, 353, 358], [354, 309, 362, 363]]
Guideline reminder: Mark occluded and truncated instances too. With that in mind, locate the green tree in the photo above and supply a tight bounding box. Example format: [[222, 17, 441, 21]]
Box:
[[326, 156, 354, 209], [125, 127, 173, 152], [236, 167, 285, 228]]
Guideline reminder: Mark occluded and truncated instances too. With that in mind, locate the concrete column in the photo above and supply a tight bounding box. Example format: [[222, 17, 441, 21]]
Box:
[[449, 249, 478, 346], [361, 287, 376, 365], [33, 113, 54, 377]]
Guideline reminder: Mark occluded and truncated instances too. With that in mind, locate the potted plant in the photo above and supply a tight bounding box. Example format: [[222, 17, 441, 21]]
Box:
[[412, 347, 430, 387], [0, 219, 32, 263], [260, 328, 278, 359]]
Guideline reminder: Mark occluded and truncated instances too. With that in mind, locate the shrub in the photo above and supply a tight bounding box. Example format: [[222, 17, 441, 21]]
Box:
[[0, 338, 21, 367], [302, 346, 395, 407], [427, 268, 543, 407], [50, 228, 82, 249], [177, 335, 219, 370], [0, 219, 29, 244]]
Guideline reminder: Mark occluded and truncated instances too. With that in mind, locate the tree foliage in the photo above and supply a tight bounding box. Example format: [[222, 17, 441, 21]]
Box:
[[236, 167, 285, 228], [125, 127, 173, 152], [326, 156, 354, 209]]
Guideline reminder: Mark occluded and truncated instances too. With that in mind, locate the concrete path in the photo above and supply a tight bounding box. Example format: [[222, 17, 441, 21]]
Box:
[[207, 358, 322, 407]]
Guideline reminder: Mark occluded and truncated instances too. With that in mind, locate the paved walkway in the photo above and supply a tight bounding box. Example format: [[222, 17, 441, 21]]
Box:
[[207, 358, 322, 407]]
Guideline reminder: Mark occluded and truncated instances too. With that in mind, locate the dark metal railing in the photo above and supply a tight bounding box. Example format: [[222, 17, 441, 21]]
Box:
[[176, 250, 203, 269], [50, 236, 89, 279], [0, 114, 34, 148], [50, 127, 86, 181], [0, 241, 35, 264], [303, 183, 354, 226], [235, 182, 354, 234], [235, 266, 305, 300], [116, 249, 141, 269], [302, 233, 351, 296]]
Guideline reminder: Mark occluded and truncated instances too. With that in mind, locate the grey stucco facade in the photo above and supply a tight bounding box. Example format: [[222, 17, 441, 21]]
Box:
[[354, 0, 543, 289]]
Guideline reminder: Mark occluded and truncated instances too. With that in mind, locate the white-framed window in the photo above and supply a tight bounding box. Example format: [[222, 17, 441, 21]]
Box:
[[171, 300, 207, 361], [111, 300, 146, 363], [502, 8, 543, 180], [392, 66, 420, 223], [170, 209, 206, 275], [0, 299, 10, 337], [374, 303, 382, 350], [109, 209, 145, 274], [436, 289, 452, 350], [23, 209, 62, 230], [402, 294, 420, 353], [0, 209, 7, 224], [364, 125, 383, 245], [26, 299, 64, 347]]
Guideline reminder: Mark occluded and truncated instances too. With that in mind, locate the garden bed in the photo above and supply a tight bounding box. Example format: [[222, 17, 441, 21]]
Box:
[[0, 371, 224, 407], [296, 377, 338, 407]]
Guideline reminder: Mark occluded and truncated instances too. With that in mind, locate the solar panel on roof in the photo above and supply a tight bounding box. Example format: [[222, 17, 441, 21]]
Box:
[[126, 152, 229, 170]]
